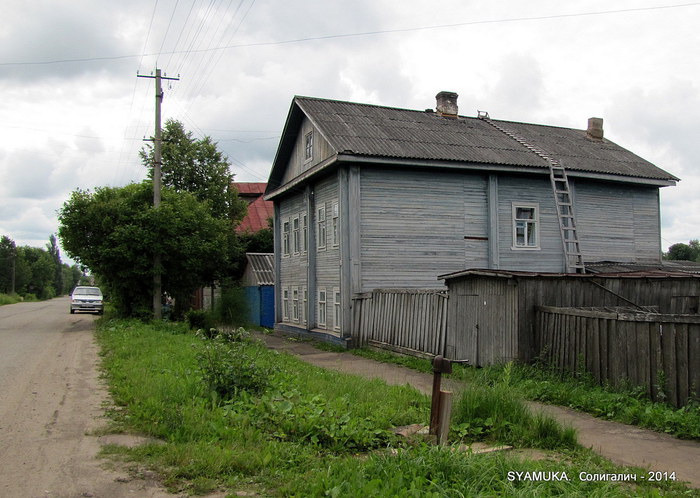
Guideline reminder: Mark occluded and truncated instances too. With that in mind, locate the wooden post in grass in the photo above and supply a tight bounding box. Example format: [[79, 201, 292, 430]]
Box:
[[430, 355, 452, 438], [437, 390, 453, 444]]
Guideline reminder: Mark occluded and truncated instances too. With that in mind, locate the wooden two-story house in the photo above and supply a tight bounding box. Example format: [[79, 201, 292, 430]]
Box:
[[264, 92, 678, 344]]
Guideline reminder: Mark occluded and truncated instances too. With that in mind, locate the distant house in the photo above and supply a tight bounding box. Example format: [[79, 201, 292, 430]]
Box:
[[234, 182, 273, 233], [264, 92, 678, 344]]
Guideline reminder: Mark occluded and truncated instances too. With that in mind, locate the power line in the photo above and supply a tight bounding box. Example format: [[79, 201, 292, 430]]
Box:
[[3, 2, 698, 67]]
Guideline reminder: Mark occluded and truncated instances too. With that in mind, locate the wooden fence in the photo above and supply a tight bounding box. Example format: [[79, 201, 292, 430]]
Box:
[[535, 306, 700, 407], [352, 289, 448, 357]]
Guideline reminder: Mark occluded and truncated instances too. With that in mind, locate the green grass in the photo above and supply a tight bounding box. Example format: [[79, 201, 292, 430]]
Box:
[[0, 293, 25, 306], [96, 320, 698, 496], [450, 362, 700, 440], [347, 346, 700, 441]]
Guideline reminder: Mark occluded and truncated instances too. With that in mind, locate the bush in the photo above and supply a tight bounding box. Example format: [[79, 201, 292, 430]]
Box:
[[185, 309, 215, 331], [214, 286, 249, 326], [196, 336, 273, 400]]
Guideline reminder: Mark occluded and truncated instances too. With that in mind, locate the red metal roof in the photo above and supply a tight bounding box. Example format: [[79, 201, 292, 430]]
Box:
[[237, 194, 273, 233], [235, 182, 267, 195]]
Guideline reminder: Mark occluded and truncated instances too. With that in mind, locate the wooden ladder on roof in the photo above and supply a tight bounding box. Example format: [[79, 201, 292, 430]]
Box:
[[477, 112, 585, 273]]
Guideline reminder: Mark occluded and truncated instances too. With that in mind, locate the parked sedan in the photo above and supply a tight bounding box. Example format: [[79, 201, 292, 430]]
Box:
[[70, 286, 104, 315]]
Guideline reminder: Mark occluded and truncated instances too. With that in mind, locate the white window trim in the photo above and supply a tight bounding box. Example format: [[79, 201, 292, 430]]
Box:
[[301, 213, 308, 253], [317, 288, 327, 328], [333, 287, 341, 331], [331, 201, 339, 248], [292, 286, 299, 322], [292, 216, 300, 255], [282, 287, 290, 321], [317, 205, 327, 250], [301, 286, 307, 325], [282, 219, 291, 257], [511, 202, 541, 250]]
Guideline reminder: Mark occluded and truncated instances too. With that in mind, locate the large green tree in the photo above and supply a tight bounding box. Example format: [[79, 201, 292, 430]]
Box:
[[17, 246, 55, 299], [58, 182, 241, 317], [46, 234, 63, 296], [0, 235, 17, 294], [665, 240, 700, 262], [140, 119, 247, 223]]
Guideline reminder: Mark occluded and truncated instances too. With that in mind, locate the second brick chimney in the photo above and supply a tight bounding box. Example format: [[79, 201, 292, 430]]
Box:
[[436, 91, 458, 117], [587, 117, 604, 140]]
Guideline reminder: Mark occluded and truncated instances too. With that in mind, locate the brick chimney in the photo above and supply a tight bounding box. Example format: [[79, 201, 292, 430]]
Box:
[[436, 91, 458, 117], [587, 117, 604, 140]]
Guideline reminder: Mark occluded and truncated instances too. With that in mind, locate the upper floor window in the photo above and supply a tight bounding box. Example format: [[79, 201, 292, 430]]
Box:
[[301, 213, 308, 253], [317, 206, 326, 250], [304, 131, 314, 161], [282, 220, 291, 256], [512, 203, 539, 249], [331, 202, 339, 247], [292, 217, 300, 254]]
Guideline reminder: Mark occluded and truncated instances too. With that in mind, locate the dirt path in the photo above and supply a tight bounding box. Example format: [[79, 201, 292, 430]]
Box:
[[259, 332, 700, 489], [0, 298, 175, 498]]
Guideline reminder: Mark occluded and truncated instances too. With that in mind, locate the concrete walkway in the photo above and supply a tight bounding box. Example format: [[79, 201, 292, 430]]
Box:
[[259, 332, 700, 489]]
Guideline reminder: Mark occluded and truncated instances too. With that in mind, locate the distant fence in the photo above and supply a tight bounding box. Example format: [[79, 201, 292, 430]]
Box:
[[535, 306, 700, 407], [352, 289, 448, 357]]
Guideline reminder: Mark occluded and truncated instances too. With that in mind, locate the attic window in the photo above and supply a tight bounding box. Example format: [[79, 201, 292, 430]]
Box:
[[304, 131, 314, 160]]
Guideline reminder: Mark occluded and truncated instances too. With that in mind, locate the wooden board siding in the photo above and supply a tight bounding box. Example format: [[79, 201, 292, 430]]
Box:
[[574, 181, 662, 263], [445, 277, 518, 365], [278, 190, 308, 326], [496, 175, 565, 272], [359, 168, 488, 291], [313, 175, 341, 331], [281, 117, 335, 186], [444, 273, 700, 366]]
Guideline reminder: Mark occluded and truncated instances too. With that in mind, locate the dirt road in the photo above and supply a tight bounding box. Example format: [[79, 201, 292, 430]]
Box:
[[0, 298, 174, 498]]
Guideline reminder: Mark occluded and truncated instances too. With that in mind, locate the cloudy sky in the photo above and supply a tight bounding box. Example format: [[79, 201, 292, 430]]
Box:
[[1, 0, 698, 261]]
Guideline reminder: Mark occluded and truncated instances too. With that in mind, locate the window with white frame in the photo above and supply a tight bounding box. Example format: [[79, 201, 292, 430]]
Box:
[[292, 217, 300, 254], [292, 287, 299, 322], [317, 206, 326, 250], [333, 288, 341, 331], [512, 203, 539, 249], [301, 213, 308, 253], [302, 287, 307, 325], [282, 287, 290, 321], [331, 202, 339, 247], [304, 131, 314, 161], [317, 288, 327, 327], [282, 220, 290, 256]]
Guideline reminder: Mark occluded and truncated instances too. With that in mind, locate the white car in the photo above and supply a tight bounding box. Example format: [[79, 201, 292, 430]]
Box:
[[70, 286, 104, 315]]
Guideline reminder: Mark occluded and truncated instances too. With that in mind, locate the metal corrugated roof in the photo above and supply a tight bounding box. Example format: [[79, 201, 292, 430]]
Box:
[[245, 253, 275, 286], [439, 268, 700, 281], [295, 96, 677, 182]]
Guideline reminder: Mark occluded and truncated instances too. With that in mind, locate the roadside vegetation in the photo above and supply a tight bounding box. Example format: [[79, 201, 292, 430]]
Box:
[[0, 234, 82, 304], [352, 348, 700, 440], [96, 319, 694, 496]]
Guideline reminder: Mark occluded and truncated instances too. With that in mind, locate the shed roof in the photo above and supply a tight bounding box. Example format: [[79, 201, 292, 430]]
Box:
[[439, 268, 700, 282], [243, 253, 275, 286], [267, 96, 677, 196]]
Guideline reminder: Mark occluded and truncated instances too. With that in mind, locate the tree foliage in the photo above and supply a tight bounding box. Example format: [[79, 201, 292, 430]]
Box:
[[58, 182, 242, 317], [140, 119, 247, 223], [665, 239, 700, 262], [1, 234, 77, 298]]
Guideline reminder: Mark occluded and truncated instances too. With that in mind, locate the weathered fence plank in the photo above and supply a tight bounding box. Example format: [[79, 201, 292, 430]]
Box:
[[535, 306, 699, 407], [352, 289, 448, 357]]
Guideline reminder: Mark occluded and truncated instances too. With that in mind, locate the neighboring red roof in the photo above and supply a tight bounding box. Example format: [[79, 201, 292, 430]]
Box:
[[235, 182, 267, 195], [237, 192, 273, 233]]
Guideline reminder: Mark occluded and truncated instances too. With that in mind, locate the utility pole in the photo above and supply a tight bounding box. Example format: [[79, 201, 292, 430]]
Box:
[[138, 68, 179, 319]]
